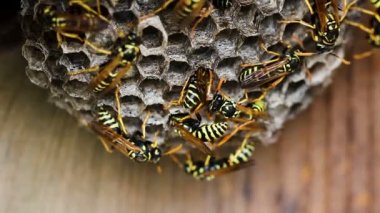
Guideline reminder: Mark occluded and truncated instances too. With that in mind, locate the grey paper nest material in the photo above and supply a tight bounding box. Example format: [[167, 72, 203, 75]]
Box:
[[21, 0, 349, 149]]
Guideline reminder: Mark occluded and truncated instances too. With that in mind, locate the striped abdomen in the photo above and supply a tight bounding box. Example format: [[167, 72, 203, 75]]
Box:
[[228, 142, 255, 165], [96, 107, 121, 134], [93, 68, 119, 92], [239, 64, 264, 83], [192, 122, 228, 142], [184, 81, 201, 110]]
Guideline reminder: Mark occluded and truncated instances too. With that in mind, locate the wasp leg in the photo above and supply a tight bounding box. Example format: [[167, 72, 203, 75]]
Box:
[[278, 20, 315, 30], [345, 20, 374, 34], [99, 137, 114, 153], [349, 6, 380, 21], [329, 52, 351, 65], [190, 3, 213, 38], [115, 85, 128, 135], [165, 73, 193, 110], [140, 0, 176, 21], [354, 50, 374, 60], [304, 0, 314, 15], [340, 0, 359, 22], [163, 144, 183, 156], [69, 0, 110, 23], [59, 32, 112, 55], [67, 65, 100, 76], [56, 32, 63, 48], [217, 120, 256, 147], [260, 42, 281, 57], [141, 111, 151, 140]]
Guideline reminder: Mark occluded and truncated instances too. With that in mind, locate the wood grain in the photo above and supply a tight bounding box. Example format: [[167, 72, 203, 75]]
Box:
[[1, 40, 379, 213]]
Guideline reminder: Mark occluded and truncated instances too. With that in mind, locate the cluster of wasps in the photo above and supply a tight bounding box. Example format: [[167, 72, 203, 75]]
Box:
[[33, 0, 377, 180]]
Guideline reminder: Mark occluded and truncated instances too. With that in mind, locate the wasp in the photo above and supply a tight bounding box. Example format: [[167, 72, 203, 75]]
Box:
[[36, 1, 111, 54], [141, 0, 232, 34], [343, 2, 380, 59], [208, 79, 268, 121], [67, 32, 141, 95], [90, 107, 182, 164], [166, 67, 213, 113], [239, 45, 313, 95], [168, 113, 224, 155], [183, 134, 255, 180], [169, 112, 258, 150], [280, 0, 356, 54]]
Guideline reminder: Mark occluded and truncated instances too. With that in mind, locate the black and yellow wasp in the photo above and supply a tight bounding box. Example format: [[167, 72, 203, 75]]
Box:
[[166, 67, 213, 113], [36, 0, 111, 54], [67, 32, 141, 94], [208, 79, 268, 121], [89, 107, 181, 164], [238, 45, 312, 94], [168, 112, 226, 155], [183, 135, 256, 180], [141, 0, 232, 33], [280, 0, 356, 54]]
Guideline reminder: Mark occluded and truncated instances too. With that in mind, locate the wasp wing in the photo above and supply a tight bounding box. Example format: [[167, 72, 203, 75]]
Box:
[[240, 59, 290, 89], [89, 121, 141, 152], [203, 159, 255, 177], [314, 0, 328, 32], [174, 123, 213, 155]]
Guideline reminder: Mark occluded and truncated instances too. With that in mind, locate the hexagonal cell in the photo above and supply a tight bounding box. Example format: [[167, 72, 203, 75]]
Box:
[[235, 4, 259, 36], [44, 56, 67, 79], [120, 95, 145, 117], [133, 0, 165, 13], [166, 32, 190, 57], [25, 67, 50, 89], [215, 57, 242, 81], [141, 26, 164, 49], [280, 0, 308, 19], [137, 55, 166, 78], [259, 14, 283, 45], [22, 41, 48, 70], [308, 62, 330, 85], [254, 0, 280, 15], [114, 0, 133, 8], [119, 78, 144, 99], [214, 29, 240, 58], [62, 79, 92, 100], [168, 32, 190, 46], [163, 85, 182, 102], [139, 79, 167, 105], [60, 52, 91, 70], [286, 80, 306, 95], [164, 60, 190, 87], [238, 36, 260, 62], [137, 16, 168, 52], [191, 16, 218, 46], [188, 46, 217, 67], [219, 80, 245, 101], [144, 104, 166, 125]]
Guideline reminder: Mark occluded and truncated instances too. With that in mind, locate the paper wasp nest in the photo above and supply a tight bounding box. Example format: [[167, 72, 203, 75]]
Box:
[[21, 0, 349, 150]]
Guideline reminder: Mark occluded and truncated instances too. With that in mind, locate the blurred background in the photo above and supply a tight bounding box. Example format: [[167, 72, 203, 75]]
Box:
[[1, 3, 380, 213]]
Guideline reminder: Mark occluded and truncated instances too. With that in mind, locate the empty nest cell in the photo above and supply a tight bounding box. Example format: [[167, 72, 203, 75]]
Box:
[[137, 55, 166, 78]]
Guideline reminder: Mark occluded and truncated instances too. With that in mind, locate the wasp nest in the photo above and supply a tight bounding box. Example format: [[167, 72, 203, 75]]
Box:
[[21, 0, 351, 152]]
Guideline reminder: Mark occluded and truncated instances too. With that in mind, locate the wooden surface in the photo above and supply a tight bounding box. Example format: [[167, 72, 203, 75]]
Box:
[[1, 42, 380, 213]]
